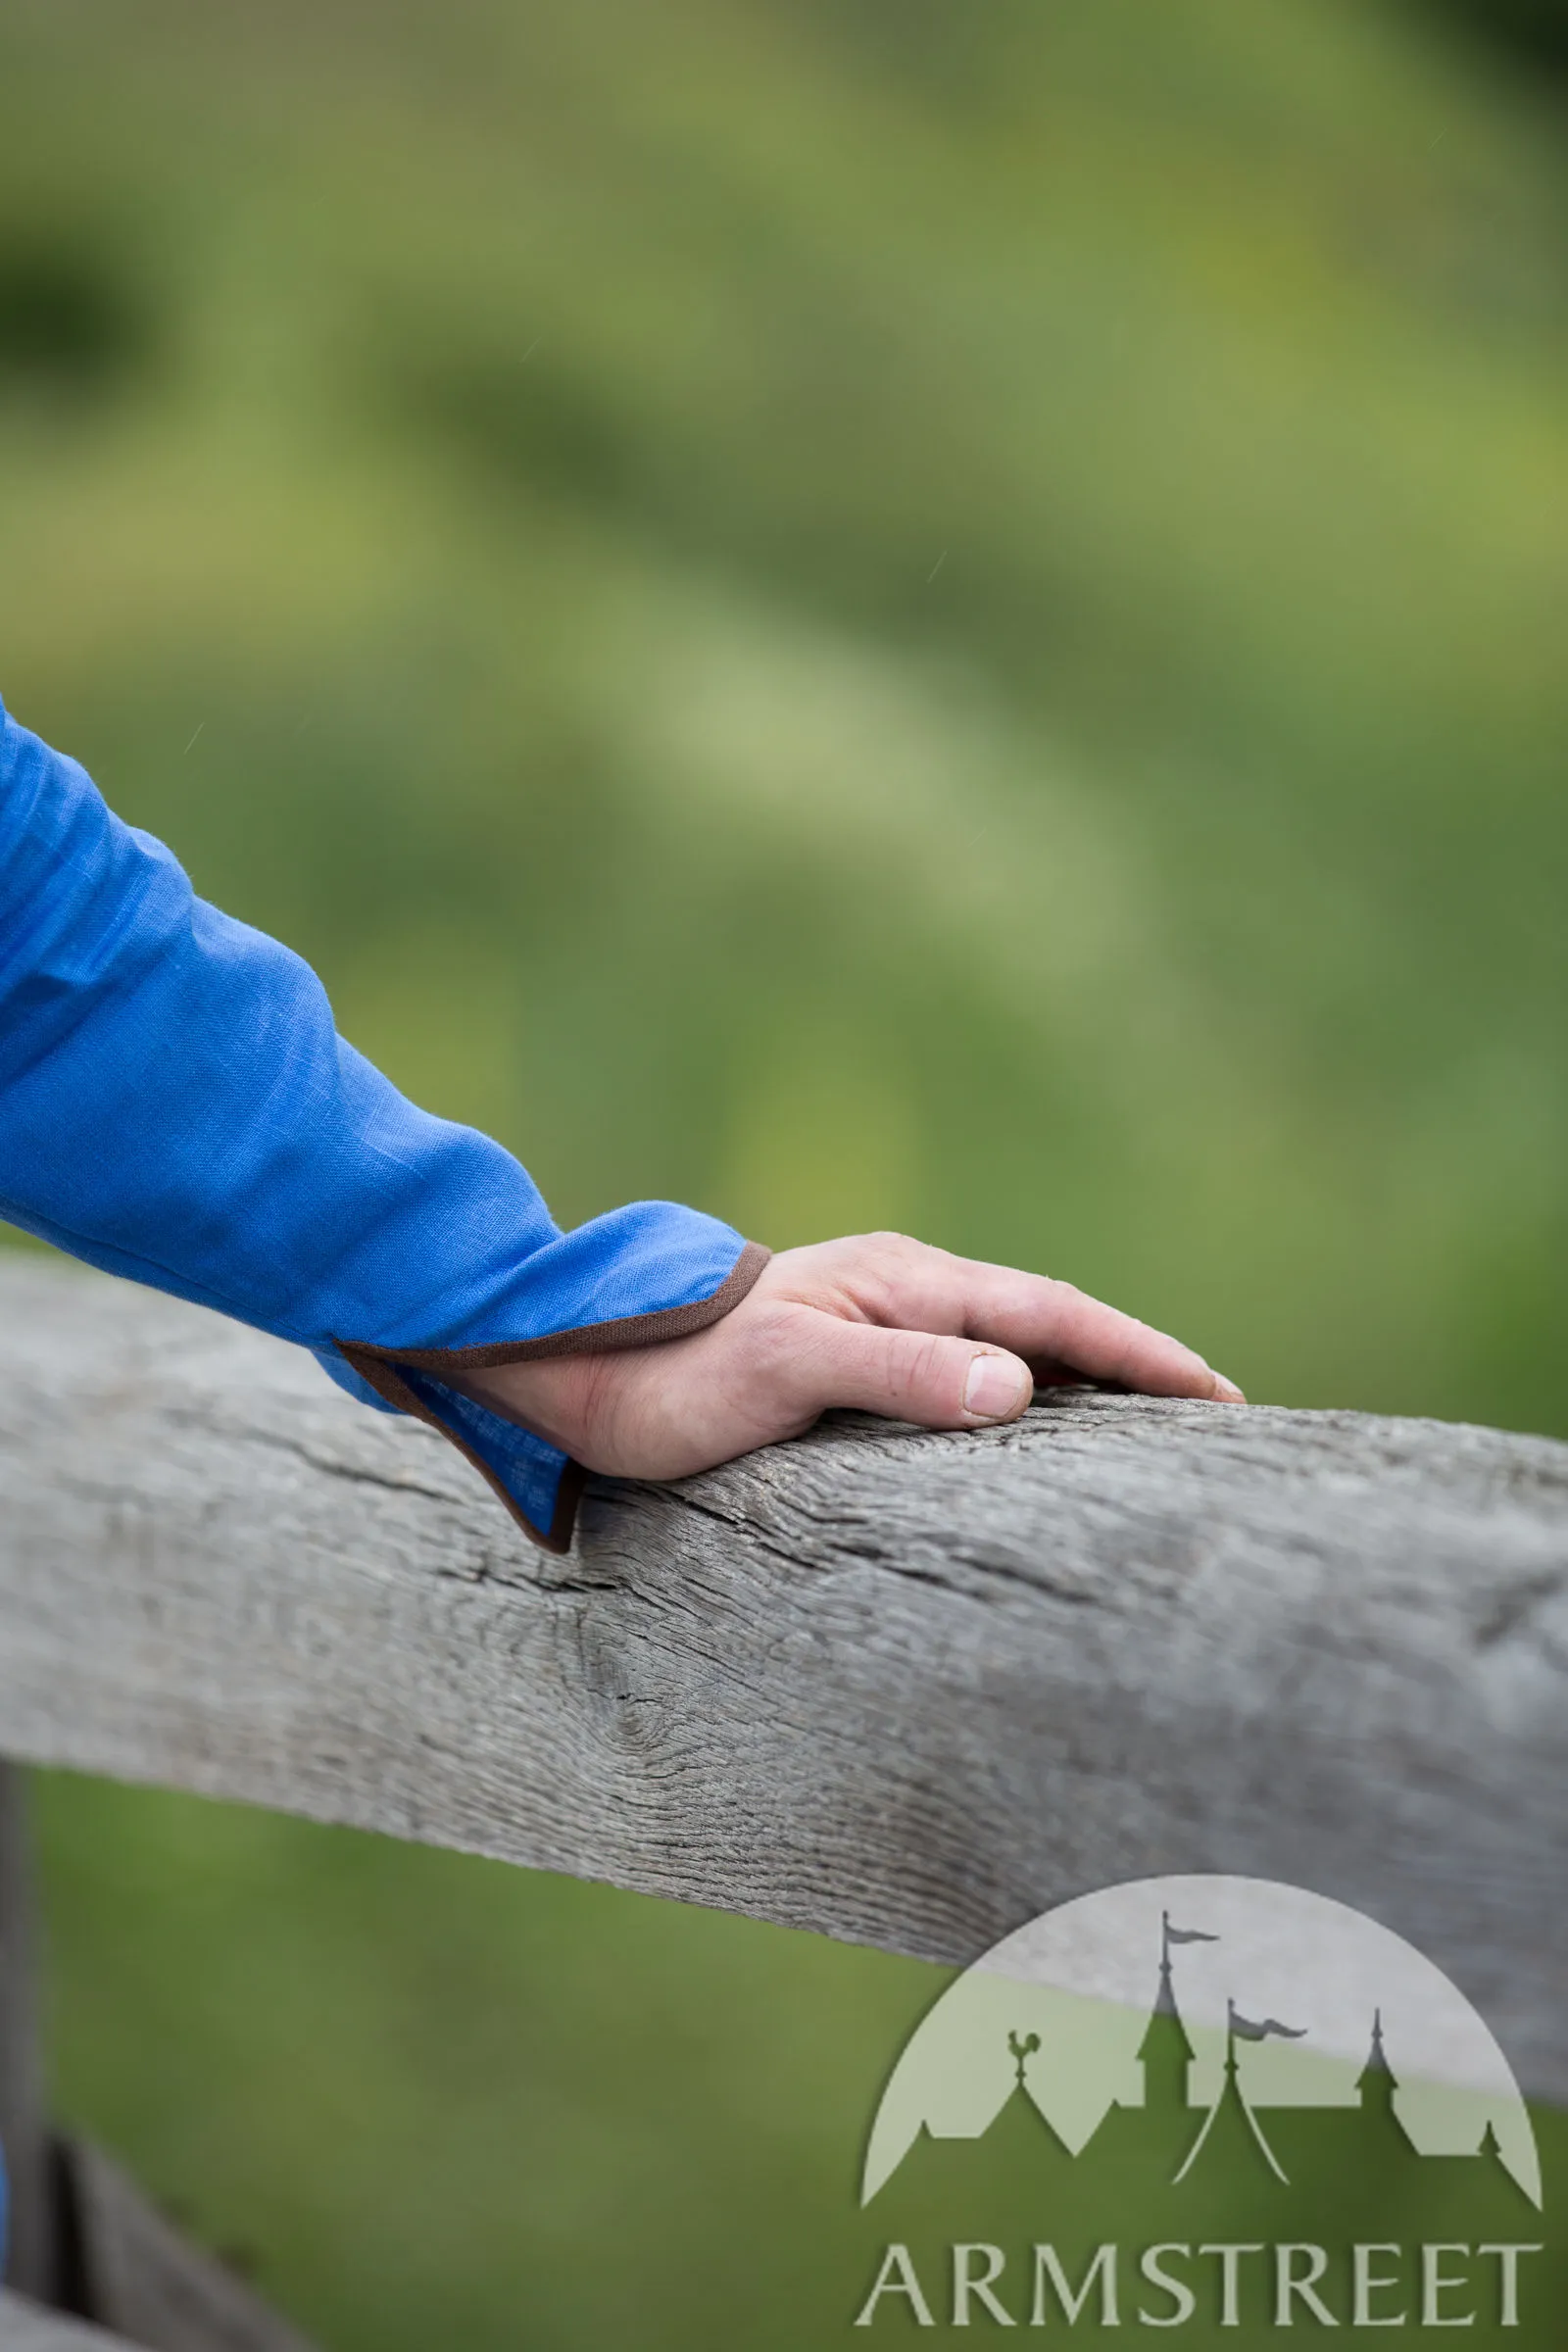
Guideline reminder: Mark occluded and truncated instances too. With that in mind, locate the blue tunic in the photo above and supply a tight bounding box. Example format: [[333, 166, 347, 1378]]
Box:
[[0, 696, 764, 1546]]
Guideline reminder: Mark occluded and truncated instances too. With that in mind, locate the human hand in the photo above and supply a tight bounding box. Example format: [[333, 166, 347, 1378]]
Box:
[[448, 1232, 1244, 1484]]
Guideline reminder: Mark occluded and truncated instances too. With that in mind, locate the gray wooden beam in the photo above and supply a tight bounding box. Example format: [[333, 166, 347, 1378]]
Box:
[[0, 2290, 137, 2350], [0, 1258, 1564, 2105], [0, 1765, 55, 2305], [49, 2140, 317, 2352]]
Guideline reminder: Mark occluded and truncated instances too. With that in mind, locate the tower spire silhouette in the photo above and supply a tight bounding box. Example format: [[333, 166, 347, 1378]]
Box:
[[1352, 2006, 1419, 2161], [1137, 1912, 1197, 2116], [1356, 2008, 1399, 2126], [1174, 1998, 1291, 2185]]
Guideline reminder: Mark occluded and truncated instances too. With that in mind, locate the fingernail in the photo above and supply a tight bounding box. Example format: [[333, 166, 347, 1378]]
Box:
[[963, 1351, 1030, 1422], [1211, 1372, 1247, 1403]]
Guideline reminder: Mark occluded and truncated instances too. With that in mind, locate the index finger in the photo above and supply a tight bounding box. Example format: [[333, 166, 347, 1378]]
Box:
[[821, 1237, 1244, 1403]]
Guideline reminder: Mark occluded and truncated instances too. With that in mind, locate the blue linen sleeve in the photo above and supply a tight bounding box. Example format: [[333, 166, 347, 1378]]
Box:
[[0, 695, 766, 1548]]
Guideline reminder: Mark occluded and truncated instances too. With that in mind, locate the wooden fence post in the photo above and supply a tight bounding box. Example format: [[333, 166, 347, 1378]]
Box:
[[0, 1760, 56, 2305], [2, 1729, 316, 2346]]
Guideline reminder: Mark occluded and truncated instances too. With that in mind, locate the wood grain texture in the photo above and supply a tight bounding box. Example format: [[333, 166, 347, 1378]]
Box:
[[0, 1259, 1564, 2102]]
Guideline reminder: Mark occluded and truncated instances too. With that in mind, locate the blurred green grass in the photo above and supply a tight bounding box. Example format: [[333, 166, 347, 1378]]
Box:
[[4, 0, 1565, 2340]]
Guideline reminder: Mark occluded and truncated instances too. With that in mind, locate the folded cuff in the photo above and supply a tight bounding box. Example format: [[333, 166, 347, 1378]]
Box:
[[333, 1237, 770, 1550]]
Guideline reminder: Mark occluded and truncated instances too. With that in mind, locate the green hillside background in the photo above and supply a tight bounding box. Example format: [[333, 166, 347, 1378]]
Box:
[[3, 0, 1564, 2340]]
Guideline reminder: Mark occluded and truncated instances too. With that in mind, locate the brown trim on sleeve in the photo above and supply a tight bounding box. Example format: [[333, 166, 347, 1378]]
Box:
[[334, 1239, 770, 1554]]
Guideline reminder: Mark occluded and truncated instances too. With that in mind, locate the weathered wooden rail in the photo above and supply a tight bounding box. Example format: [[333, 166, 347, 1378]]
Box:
[[1, 1255, 1565, 2344]]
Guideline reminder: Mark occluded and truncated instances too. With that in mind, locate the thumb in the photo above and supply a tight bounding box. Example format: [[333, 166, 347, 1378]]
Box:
[[805, 1320, 1033, 1431]]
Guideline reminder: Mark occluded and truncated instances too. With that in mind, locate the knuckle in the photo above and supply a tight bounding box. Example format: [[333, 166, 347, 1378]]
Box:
[[871, 1229, 927, 1266], [891, 1328, 956, 1409], [852, 1230, 933, 1319]]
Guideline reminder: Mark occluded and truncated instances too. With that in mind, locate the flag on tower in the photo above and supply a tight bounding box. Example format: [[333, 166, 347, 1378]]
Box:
[[1229, 2003, 1305, 2043], [1161, 1912, 1219, 1970]]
